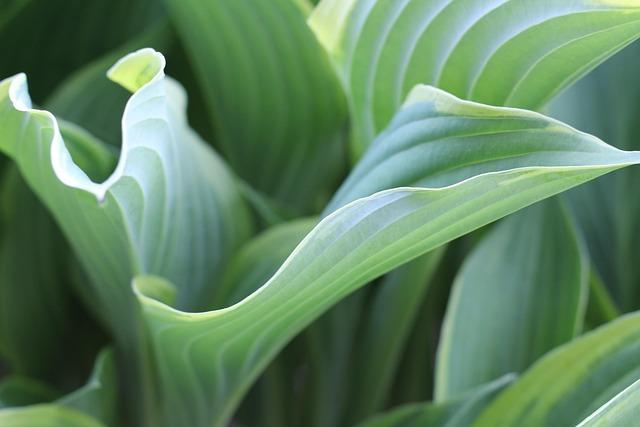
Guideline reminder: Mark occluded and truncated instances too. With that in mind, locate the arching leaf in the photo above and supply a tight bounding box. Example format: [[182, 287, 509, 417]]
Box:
[[310, 0, 640, 156], [132, 86, 640, 427]]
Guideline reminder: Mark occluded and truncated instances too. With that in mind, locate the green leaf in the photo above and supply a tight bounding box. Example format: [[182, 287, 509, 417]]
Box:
[[0, 168, 74, 380], [0, 48, 252, 425], [355, 374, 514, 427], [310, 0, 640, 157], [0, 47, 252, 321], [475, 312, 640, 427], [58, 349, 117, 427], [347, 249, 444, 423], [215, 218, 317, 307], [435, 198, 588, 400], [578, 378, 640, 427], [0, 405, 105, 427], [327, 85, 637, 213], [132, 86, 640, 426], [45, 22, 172, 145], [165, 0, 348, 212], [550, 41, 640, 310]]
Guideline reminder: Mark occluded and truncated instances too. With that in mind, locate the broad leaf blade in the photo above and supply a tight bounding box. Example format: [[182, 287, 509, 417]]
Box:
[[550, 41, 640, 310], [0, 49, 252, 424], [165, 0, 348, 212], [0, 48, 251, 320], [215, 218, 316, 307], [578, 378, 640, 427], [133, 88, 640, 427], [310, 0, 640, 156], [58, 349, 117, 427], [0, 405, 105, 427], [435, 198, 587, 400], [327, 85, 637, 212], [355, 374, 513, 427], [475, 312, 640, 426]]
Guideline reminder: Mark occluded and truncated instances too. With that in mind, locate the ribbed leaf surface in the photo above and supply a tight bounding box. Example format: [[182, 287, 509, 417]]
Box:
[[165, 0, 348, 212], [475, 312, 640, 426], [435, 198, 587, 400], [133, 86, 640, 427], [310, 0, 640, 156]]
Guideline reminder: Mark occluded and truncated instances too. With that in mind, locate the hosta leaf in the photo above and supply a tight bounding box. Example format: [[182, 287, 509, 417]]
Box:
[[578, 378, 640, 426], [327, 85, 636, 212], [215, 218, 316, 307], [475, 312, 640, 426], [45, 23, 172, 145], [0, 48, 251, 325], [0, 49, 252, 424], [0, 405, 105, 427], [435, 198, 587, 400], [133, 86, 640, 427], [348, 249, 444, 423], [58, 349, 117, 427], [550, 41, 640, 310], [310, 0, 640, 157], [356, 374, 514, 427], [165, 0, 348, 212]]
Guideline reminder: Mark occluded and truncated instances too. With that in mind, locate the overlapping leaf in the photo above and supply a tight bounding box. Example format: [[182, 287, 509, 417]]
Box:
[[0, 49, 252, 424], [0, 48, 251, 326], [578, 378, 640, 426], [435, 198, 587, 400], [356, 375, 513, 427], [165, 0, 348, 212], [133, 86, 640, 427], [551, 41, 640, 310], [310, 0, 640, 157], [475, 312, 640, 426], [348, 250, 444, 423]]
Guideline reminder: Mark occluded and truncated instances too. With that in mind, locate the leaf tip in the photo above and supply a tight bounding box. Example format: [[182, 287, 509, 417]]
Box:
[[106, 48, 166, 93], [133, 275, 177, 308]]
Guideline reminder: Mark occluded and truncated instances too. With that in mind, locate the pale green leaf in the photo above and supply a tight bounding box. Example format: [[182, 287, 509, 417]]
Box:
[[355, 374, 514, 427], [475, 312, 640, 426], [0, 405, 105, 427], [215, 218, 316, 307], [0, 48, 252, 325], [0, 49, 252, 424], [310, 0, 640, 157], [435, 198, 588, 400], [578, 377, 640, 426], [45, 23, 172, 145], [550, 41, 640, 310], [165, 0, 348, 212], [132, 86, 640, 426], [58, 349, 117, 427]]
